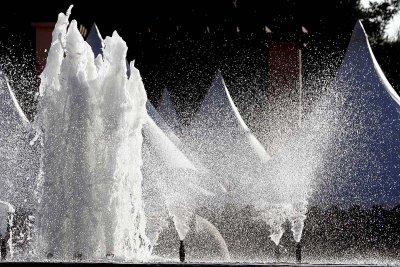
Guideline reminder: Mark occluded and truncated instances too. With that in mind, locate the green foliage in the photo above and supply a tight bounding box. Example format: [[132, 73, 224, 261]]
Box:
[[361, 0, 400, 92], [361, 0, 400, 45]]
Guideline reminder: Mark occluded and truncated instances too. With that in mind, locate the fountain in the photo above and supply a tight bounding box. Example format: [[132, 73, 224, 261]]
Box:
[[185, 70, 312, 250], [142, 108, 218, 256], [84, 22, 219, 260], [0, 4, 399, 265], [34, 6, 150, 260], [310, 21, 400, 208]]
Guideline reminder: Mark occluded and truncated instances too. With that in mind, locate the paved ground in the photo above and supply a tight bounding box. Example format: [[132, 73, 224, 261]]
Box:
[[0, 262, 391, 267]]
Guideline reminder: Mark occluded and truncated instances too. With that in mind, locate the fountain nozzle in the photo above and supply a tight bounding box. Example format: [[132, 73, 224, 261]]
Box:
[[295, 242, 302, 263], [0, 238, 6, 260], [179, 240, 185, 263], [274, 245, 280, 262]]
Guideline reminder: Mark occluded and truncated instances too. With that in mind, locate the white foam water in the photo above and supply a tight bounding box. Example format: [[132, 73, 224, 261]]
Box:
[[34, 6, 150, 261]]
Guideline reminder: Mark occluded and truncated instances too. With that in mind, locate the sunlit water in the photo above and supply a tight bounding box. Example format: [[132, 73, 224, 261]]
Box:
[[0, 5, 398, 264]]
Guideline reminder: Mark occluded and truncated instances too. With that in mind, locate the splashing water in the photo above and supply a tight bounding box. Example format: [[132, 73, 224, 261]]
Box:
[[84, 22, 219, 254], [0, 5, 399, 264], [34, 6, 150, 261], [157, 88, 182, 133], [142, 104, 218, 247], [185, 70, 316, 246], [0, 71, 38, 211], [311, 21, 400, 208]]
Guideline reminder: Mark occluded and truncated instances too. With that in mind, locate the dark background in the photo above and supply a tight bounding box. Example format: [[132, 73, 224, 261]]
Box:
[[0, 0, 398, 123]]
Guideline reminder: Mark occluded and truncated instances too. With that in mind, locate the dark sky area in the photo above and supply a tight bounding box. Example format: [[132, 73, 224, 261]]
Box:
[[0, 0, 374, 123]]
